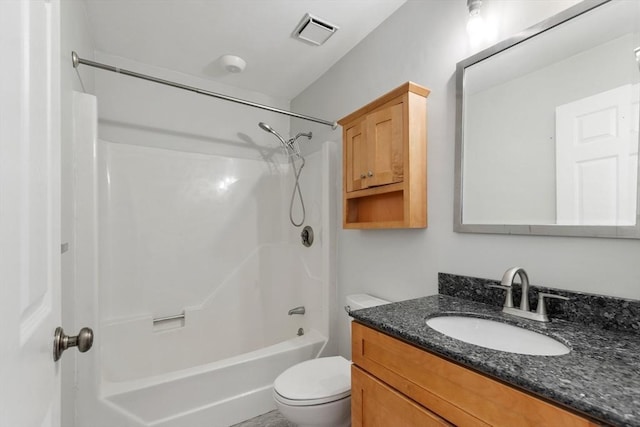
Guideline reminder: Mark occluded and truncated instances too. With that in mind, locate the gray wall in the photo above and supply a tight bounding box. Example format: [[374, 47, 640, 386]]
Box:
[[291, 0, 640, 358]]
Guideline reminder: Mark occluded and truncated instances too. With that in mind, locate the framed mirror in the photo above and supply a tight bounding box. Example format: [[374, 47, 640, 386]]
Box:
[[455, 0, 640, 238]]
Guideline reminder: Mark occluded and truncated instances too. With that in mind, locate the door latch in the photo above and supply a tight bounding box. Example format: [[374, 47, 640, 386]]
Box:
[[53, 326, 93, 362]]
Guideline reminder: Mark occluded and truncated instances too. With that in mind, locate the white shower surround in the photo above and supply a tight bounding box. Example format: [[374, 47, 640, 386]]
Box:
[[101, 242, 325, 384], [72, 91, 337, 426]]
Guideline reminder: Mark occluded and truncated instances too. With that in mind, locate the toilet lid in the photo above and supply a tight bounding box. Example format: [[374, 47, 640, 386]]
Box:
[[273, 356, 351, 405]]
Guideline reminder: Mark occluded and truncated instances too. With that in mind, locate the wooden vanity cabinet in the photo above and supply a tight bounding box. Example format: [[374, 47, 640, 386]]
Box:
[[338, 82, 429, 229], [351, 322, 601, 427]]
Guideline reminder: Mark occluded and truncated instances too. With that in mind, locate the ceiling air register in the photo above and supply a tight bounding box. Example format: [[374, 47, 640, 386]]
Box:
[[293, 13, 339, 46]]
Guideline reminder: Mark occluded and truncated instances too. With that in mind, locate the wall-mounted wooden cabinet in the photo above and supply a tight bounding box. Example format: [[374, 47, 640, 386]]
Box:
[[338, 82, 429, 229]]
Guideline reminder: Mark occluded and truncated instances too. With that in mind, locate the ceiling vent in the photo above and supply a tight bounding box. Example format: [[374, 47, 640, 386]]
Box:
[[293, 13, 339, 46]]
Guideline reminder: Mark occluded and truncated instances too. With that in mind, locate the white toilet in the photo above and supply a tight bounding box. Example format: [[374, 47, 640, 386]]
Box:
[[273, 294, 390, 427]]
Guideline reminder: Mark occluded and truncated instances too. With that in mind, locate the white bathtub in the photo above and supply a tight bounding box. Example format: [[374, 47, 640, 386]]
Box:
[[102, 329, 326, 427]]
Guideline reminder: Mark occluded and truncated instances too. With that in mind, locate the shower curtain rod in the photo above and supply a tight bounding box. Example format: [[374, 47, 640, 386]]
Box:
[[71, 51, 338, 129]]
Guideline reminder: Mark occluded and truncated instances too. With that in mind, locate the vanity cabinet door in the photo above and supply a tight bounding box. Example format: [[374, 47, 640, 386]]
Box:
[[351, 365, 451, 427]]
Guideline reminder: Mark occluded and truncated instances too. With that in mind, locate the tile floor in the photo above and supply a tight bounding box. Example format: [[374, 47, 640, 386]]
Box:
[[230, 410, 295, 427]]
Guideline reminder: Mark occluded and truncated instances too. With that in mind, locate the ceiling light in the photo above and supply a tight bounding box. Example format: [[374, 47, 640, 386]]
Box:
[[220, 55, 246, 73], [466, 0, 496, 46], [466, 0, 485, 38], [467, 0, 482, 15], [293, 13, 339, 46]]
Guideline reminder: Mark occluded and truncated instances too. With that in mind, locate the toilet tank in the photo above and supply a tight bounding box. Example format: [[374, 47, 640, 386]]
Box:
[[345, 294, 390, 314], [344, 294, 390, 359]]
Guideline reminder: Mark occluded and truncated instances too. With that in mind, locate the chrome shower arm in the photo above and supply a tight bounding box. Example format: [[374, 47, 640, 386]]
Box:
[[292, 132, 312, 142]]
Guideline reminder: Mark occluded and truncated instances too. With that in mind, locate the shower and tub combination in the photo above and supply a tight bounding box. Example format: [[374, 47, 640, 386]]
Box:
[[70, 54, 339, 427]]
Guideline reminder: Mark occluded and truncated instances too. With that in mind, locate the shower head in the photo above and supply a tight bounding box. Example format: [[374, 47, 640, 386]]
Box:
[[258, 121, 275, 133], [258, 122, 288, 147]]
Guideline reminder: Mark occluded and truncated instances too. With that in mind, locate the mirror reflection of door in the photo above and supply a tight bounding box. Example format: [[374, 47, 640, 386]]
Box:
[[556, 84, 639, 225]]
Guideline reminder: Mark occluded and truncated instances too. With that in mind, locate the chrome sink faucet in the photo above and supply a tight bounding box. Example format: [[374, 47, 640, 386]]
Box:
[[503, 267, 530, 311], [489, 267, 569, 322]]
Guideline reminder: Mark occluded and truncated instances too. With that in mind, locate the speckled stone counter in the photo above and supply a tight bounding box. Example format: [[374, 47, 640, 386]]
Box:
[[438, 273, 640, 334], [350, 294, 640, 426]]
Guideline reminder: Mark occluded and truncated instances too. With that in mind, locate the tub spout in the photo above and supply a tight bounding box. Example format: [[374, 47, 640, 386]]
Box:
[[288, 306, 305, 315]]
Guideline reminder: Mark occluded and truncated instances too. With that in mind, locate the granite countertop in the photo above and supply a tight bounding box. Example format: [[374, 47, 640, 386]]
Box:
[[350, 294, 640, 427]]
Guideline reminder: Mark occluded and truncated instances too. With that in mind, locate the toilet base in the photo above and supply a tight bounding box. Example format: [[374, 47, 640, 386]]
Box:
[[274, 394, 351, 427]]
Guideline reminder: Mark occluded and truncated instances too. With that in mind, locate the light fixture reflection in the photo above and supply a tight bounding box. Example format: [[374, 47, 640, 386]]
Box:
[[216, 176, 238, 193]]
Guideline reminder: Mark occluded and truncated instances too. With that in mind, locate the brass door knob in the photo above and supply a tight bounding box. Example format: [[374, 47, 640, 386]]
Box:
[[53, 326, 93, 362]]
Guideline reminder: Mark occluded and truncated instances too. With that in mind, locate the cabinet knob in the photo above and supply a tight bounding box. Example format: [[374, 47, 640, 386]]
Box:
[[360, 173, 366, 179], [367, 171, 374, 177]]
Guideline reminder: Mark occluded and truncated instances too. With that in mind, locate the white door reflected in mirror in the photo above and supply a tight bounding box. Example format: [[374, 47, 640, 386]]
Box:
[[556, 84, 639, 225]]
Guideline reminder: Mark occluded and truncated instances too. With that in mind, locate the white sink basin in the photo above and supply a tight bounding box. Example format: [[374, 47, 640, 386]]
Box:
[[426, 316, 570, 356]]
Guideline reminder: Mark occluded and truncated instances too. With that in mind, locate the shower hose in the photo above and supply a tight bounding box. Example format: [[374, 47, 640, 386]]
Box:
[[289, 155, 305, 227]]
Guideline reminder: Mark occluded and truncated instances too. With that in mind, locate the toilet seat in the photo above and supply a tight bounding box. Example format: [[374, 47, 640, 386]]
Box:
[[273, 356, 351, 406]]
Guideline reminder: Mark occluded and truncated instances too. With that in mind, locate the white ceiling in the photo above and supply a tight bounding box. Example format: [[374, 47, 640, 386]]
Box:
[[83, 0, 407, 99]]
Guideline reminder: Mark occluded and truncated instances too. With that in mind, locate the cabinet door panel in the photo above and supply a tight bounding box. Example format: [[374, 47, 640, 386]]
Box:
[[346, 121, 367, 192], [352, 366, 451, 427], [367, 102, 404, 187]]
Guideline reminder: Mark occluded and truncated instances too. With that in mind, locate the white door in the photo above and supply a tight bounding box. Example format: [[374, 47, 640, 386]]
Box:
[[556, 84, 639, 225], [0, 0, 62, 426]]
